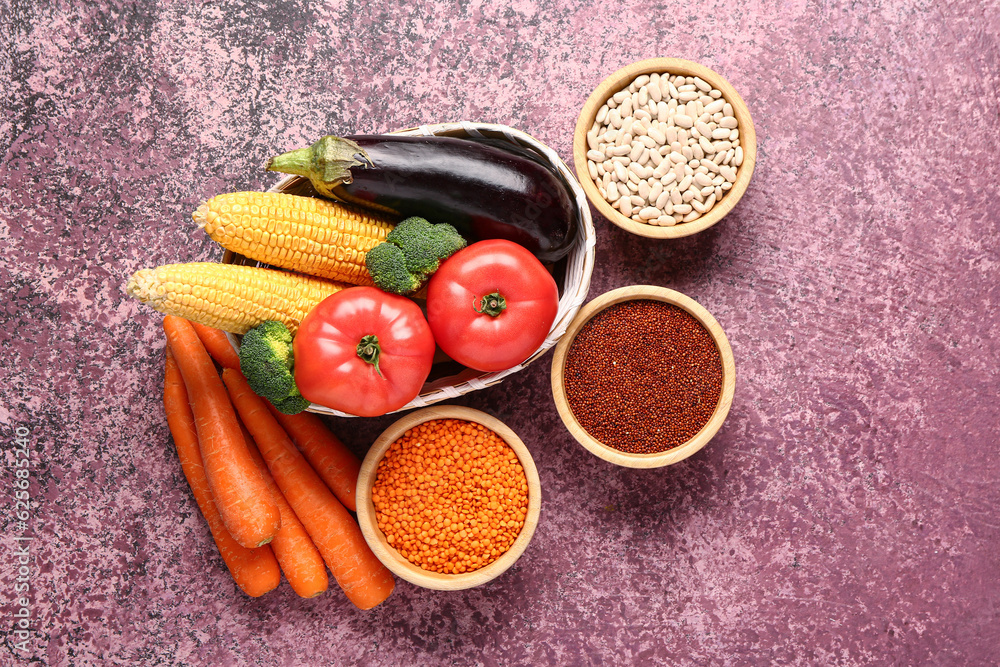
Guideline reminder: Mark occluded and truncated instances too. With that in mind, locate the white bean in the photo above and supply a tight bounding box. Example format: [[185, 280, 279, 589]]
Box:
[[639, 206, 659, 220], [648, 180, 662, 203], [704, 99, 725, 115]]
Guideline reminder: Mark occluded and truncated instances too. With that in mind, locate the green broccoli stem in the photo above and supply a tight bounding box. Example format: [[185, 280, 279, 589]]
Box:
[[474, 292, 507, 317], [265, 136, 373, 198], [357, 334, 384, 378]]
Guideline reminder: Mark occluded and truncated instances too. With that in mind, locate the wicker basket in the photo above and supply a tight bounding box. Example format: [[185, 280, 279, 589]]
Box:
[[224, 122, 596, 417]]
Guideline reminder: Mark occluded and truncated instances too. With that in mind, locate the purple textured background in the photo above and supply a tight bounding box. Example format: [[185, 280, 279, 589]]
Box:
[[2, 0, 999, 664]]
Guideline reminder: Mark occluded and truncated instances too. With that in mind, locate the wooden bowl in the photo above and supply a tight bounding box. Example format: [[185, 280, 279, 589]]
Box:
[[356, 406, 542, 590], [573, 58, 756, 239], [550, 286, 736, 468]]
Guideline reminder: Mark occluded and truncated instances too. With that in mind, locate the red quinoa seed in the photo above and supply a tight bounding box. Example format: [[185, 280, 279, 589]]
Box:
[[563, 300, 723, 454]]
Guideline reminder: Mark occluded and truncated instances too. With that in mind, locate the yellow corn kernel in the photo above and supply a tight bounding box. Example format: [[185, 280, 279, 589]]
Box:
[[193, 191, 394, 286], [125, 262, 345, 335]]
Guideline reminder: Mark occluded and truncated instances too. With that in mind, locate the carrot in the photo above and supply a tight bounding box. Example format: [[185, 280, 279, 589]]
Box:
[[266, 405, 361, 512], [164, 347, 281, 597], [237, 418, 329, 599], [163, 315, 280, 548], [222, 368, 395, 610], [191, 320, 242, 370]]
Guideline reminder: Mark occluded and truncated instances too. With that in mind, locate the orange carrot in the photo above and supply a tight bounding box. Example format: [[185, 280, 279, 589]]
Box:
[[266, 406, 361, 512], [237, 418, 329, 599], [164, 347, 281, 597], [163, 315, 280, 548], [223, 368, 395, 610], [191, 320, 242, 370]]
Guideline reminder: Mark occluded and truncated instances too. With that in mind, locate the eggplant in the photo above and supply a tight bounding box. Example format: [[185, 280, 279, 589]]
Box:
[[266, 135, 578, 262]]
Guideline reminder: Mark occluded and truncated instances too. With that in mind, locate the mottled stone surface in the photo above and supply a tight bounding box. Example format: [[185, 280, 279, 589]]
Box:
[[2, 0, 999, 664]]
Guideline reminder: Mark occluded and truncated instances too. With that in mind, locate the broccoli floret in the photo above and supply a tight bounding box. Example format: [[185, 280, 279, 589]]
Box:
[[239, 320, 309, 415], [387, 217, 467, 275], [364, 243, 423, 295], [365, 217, 466, 295]]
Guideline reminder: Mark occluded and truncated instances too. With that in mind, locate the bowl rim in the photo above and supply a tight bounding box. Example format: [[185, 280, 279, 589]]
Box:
[[550, 285, 736, 468], [573, 57, 757, 239], [356, 405, 542, 590]]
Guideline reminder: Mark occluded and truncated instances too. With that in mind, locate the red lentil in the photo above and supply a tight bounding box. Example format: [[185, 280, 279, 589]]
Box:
[[371, 419, 529, 574], [563, 299, 723, 454]]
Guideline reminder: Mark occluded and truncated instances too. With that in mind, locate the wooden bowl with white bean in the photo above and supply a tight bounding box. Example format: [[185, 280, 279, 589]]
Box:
[[573, 58, 756, 239]]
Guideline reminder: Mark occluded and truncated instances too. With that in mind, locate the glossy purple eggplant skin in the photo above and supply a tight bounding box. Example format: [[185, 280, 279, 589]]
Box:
[[335, 135, 577, 262]]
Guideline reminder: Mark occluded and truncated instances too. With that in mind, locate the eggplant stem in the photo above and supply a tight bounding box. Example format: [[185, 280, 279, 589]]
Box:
[[266, 135, 372, 198]]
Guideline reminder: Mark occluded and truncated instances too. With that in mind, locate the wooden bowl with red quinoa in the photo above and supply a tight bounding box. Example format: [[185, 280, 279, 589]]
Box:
[[550, 286, 735, 468], [356, 406, 542, 590]]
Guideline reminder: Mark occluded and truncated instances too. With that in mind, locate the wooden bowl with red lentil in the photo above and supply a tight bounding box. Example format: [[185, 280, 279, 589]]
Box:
[[356, 406, 542, 591], [550, 286, 735, 468]]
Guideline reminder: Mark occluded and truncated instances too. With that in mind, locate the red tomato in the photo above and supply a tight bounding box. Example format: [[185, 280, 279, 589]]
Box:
[[294, 286, 435, 417], [426, 240, 559, 372]]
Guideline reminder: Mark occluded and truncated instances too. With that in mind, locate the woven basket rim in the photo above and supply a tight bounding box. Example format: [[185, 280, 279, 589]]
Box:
[[226, 122, 596, 417]]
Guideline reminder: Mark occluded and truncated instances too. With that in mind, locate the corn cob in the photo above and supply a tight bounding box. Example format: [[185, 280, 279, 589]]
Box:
[[126, 262, 345, 335], [193, 191, 395, 286]]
